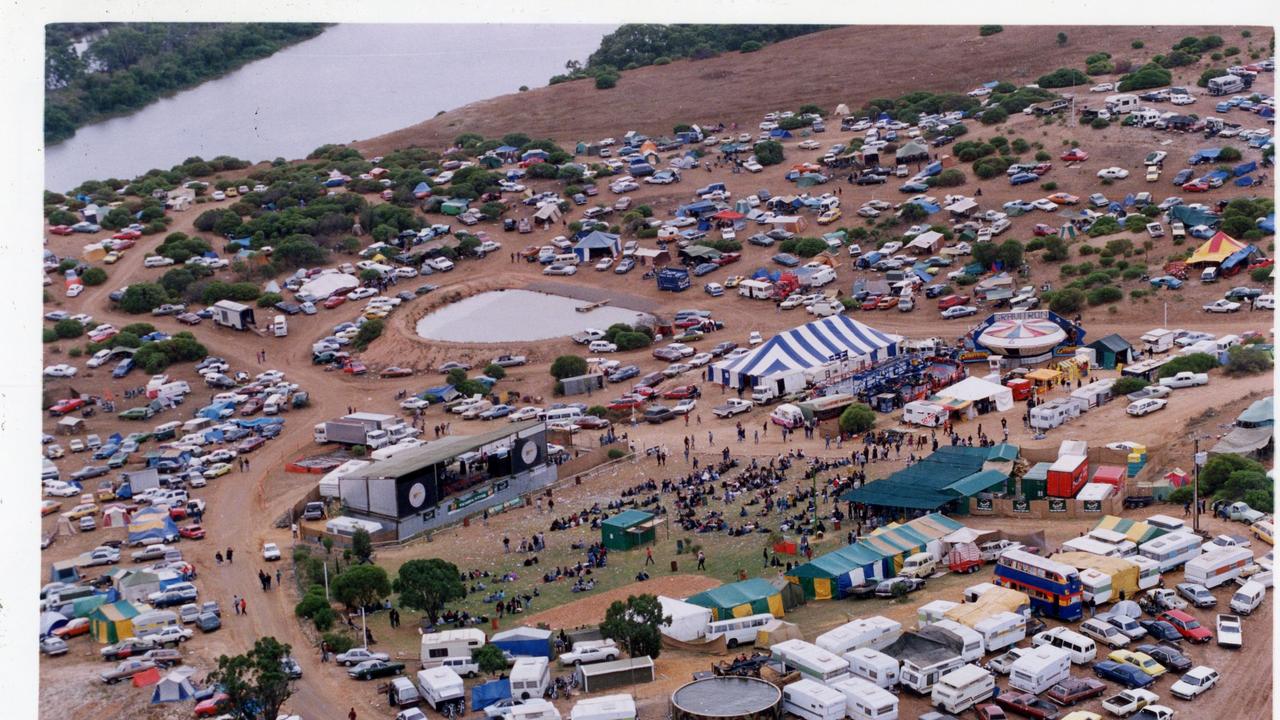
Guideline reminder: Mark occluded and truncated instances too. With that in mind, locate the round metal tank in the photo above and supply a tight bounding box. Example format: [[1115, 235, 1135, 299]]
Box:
[[671, 676, 782, 720]]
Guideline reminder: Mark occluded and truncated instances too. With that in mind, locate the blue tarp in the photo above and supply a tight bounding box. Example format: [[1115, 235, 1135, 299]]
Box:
[[1235, 177, 1257, 186], [911, 199, 940, 214], [1206, 170, 1231, 182], [923, 161, 942, 177], [1260, 214, 1275, 234], [471, 680, 511, 711], [1233, 161, 1258, 176], [235, 418, 284, 429], [751, 267, 781, 282], [1190, 148, 1222, 163], [769, 129, 794, 139], [1220, 245, 1259, 274], [490, 627, 553, 658]]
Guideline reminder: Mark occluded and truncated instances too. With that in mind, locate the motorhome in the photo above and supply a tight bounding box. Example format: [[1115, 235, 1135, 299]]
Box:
[[1104, 94, 1140, 114], [830, 676, 900, 720], [1031, 627, 1097, 664], [420, 628, 486, 667], [505, 700, 563, 720], [706, 613, 773, 648], [930, 620, 983, 663], [930, 664, 996, 714], [781, 678, 847, 720], [770, 639, 852, 683], [1140, 532, 1204, 572], [842, 647, 900, 689], [510, 657, 551, 700], [815, 616, 903, 655], [738, 279, 774, 299], [1208, 75, 1245, 96], [1008, 645, 1072, 694], [416, 667, 464, 711], [903, 400, 947, 427], [570, 695, 636, 720], [1184, 547, 1254, 589]]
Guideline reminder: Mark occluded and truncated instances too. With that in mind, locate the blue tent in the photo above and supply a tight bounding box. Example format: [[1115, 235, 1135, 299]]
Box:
[[769, 129, 794, 139], [910, 199, 940, 214], [126, 508, 180, 546], [1233, 161, 1258, 176], [751, 268, 781, 282], [922, 161, 942, 177], [1190, 148, 1222, 164], [1259, 213, 1275, 234], [490, 627, 552, 658], [471, 679, 511, 711]]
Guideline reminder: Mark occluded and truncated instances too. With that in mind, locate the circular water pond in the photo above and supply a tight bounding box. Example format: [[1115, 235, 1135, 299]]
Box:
[[415, 289, 650, 343]]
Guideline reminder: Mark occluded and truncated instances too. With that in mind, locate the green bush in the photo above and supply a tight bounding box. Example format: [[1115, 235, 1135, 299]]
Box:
[[353, 319, 384, 351], [53, 318, 84, 339], [1118, 63, 1172, 91], [980, 107, 1009, 125], [1041, 181, 1058, 191], [1026, 238, 1046, 252], [550, 355, 588, 380], [1034, 150, 1051, 162], [42, 328, 57, 343], [1224, 346, 1273, 376], [1156, 353, 1219, 378], [1048, 288, 1086, 313], [933, 169, 966, 187], [595, 72, 619, 90], [81, 267, 107, 286], [1091, 117, 1110, 129], [739, 40, 763, 52], [1112, 376, 1149, 394], [68, 346, 83, 358], [1087, 286, 1123, 305], [979, 25, 1004, 36], [1131, 40, 1144, 49], [1250, 266, 1272, 283], [257, 292, 283, 308], [838, 404, 876, 435], [753, 140, 785, 166], [1037, 67, 1088, 88], [321, 631, 355, 654], [607, 448, 626, 460], [1218, 146, 1242, 162]]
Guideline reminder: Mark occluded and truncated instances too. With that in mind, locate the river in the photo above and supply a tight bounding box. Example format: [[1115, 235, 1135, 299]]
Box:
[[45, 23, 614, 191]]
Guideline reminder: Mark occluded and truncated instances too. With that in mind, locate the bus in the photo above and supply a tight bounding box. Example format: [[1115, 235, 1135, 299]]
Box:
[[1138, 532, 1203, 573], [993, 549, 1083, 621]]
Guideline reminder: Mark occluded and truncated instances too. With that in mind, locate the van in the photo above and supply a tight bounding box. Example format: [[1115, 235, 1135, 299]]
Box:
[[272, 315, 288, 337], [900, 552, 937, 579], [388, 676, 420, 707], [1230, 580, 1266, 615], [1201, 266, 1219, 283], [264, 394, 285, 416], [157, 380, 191, 398], [554, 253, 580, 266], [182, 417, 213, 434], [510, 657, 551, 700], [782, 678, 846, 720], [416, 667, 464, 711], [1080, 618, 1129, 649], [153, 421, 181, 441], [420, 628, 486, 668], [1214, 334, 1241, 355], [540, 407, 585, 424], [830, 676, 899, 720], [706, 613, 773, 648], [132, 610, 180, 637], [842, 647, 899, 689], [570, 695, 636, 720], [1032, 627, 1097, 664], [930, 664, 996, 714], [440, 656, 479, 678], [1008, 645, 1071, 694]]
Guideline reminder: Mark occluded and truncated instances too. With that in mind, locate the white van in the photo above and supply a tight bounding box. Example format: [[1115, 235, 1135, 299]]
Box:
[[540, 407, 585, 424], [814, 616, 902, 655], [570, 695, 636, 720], [900, 552, 937, 579], [930, 664, 996, 714], [510, 657, 551, 700], [263, 393, 285, 415], [182, 417, 214, 434], [1230, 580, 1266, 615], [440, 656, 480, 678], [782, 678, 846, 720], [1008, 645, 1071, 694], [706, 613, 773, 648], [272, 314, 288, 337], [157, 380, 191, 398], [554, 253, 580, 266], [388, 676, 420, 707], [1032, 627, 1097, 664], [1080, 618, 1129, 649], [1201, 266, 1219, 283], [416, 667, 464, 710], [132, 610, 180, 637], [830, 675, 898, 720], [842, 647, 899, 689], [420, 627, 486, 667]]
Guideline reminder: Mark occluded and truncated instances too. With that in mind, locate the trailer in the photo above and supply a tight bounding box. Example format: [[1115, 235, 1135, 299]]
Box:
[[781, 678, 846, 720], [815, 616, 902, 655], [770, 639, 852, 683], [1140, 532, 1204, 572], [1047, 454, 1089, 498], [887, 627, 967, 694], [830, 675, 899, 720], [314, 412, 400, 446], [737, 279, 774, 299], [574, 657, 654, 694], [1008, 645, 1071, 694], [211, 300, 255, 330], [657, 268, 691, 292], [1184, 547, 1254, 589], [1139, 329, 1176, 354]]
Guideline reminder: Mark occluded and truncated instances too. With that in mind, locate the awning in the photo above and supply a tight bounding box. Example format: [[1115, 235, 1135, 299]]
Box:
[[1211, 427, 1274, 455]]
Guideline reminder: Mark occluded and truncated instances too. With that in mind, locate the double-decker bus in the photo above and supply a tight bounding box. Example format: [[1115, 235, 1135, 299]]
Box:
[[994, 549, 1083, 621]]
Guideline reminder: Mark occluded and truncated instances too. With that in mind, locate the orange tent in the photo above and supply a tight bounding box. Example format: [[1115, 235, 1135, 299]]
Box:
[[132, 666, 161, 687], [1187, 231, 1247, 265]]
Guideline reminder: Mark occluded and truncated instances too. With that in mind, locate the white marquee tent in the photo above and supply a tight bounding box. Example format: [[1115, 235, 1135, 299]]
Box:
[[657, 595, 713, 641], [935, 376, 1014, 413]]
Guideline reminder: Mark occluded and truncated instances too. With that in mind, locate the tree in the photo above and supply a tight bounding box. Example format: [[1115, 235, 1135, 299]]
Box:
[[550, 355, 588, 380], [473, 644, 509, 676], [53, 318, 84, 339], [839, 404, 876, 435], [208, 636, 294, 720], [933, 169, 966, 187], [980, 107, 1008, 125], [331, 564, 391, 610], [1223, 345, 1273, 376], [1112, 376, 1149, 395], [1156, 353, 1219, 379], [119, 283, 170, 314], [600, 594, 668, 659], [979, 25, 1003, 36], [351, 528, 374, 563], [753, 140, 784, 166], [483, 364, 506, 380], [1200, 454, 1268, 497], [353, 319, 384, 351], [395, 558, 465, 619], [1048, 288, 1086, 314], [81, 267, 108, 286]]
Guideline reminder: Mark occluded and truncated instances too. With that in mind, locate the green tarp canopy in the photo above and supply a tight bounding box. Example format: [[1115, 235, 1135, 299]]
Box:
[[841, 445, 1014, 511], [686, 578, 784, 620]]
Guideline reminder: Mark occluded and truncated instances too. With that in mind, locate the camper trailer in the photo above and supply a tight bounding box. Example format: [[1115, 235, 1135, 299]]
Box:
[[211, 300, 255, 330], [420, 628, 486, 667], [930, 620, 983, 663], [706, 613, 773, 648], [815, 616, 903, 655], [970, 612, 1027, 653], [842, 647, 900, 689], [830, 676, 900, 720], [917, 600, 959, 628], [930, 664, 996, 714], [570, 695, 637, 720], [1140, 329, 1176, 354], [416, 667, 464, 711], [1129, 555, 1163, 591], [1062, 537, 1126, 558], [738, 279, 774, 299], [903, 401, 947, 427], [1140, 532, 1204, 572], [782, 679, 847, 720], [770, 639, 852, 683], [1008, 645, 1072, 694], [505, 700, 563, 720], [1184, 547, 1254, 589], [510, 657, 551, 700]]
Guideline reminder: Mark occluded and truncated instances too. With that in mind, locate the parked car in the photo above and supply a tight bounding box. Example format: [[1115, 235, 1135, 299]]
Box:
[[1158, 610, 1212, 643], [1093, 660, 1155, 689], [994, 691, 1061, 719], [335, 647, 390, 666], [1169, 665, 1219, 700], [1134, 644, 1192, 673], [349, 659, 406, 680], [1045, 677, 1106, 706], [873, 576, 925, 598], [1176, 582, 1217, 608], [1215, 614, 1242, 648]]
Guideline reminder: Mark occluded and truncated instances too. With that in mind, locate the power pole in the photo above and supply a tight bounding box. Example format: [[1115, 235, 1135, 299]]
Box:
[[1193, 439, 1207, 533]]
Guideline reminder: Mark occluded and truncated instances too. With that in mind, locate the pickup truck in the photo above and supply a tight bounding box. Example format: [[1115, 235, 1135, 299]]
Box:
[[1131, 707, 1175, 720], [1139, 588, 1188, 614], [558, 640, 620, 666], [490, 354, 528, 367], [712, 398, 753, 418], [1101, 688, 1159, 716], [1159, 371, 1209, 389], [572, 329, 607, 345]]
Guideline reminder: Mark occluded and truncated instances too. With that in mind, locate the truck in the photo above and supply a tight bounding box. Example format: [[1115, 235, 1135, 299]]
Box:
[[211, 300, 255, 330], [712, 398, 754, 418], [314, 412, 400, 447], [272, 315, 288, 337], [1159, 371, 1209, 389], [1139, 329, 1176, 354], [656, 267, 691, 292], [737, 279, 774, 299], [1102, 688, 1159, 717]]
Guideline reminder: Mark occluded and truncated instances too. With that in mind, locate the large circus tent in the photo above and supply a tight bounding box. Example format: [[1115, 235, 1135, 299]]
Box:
[[707, 316, 900, 391]]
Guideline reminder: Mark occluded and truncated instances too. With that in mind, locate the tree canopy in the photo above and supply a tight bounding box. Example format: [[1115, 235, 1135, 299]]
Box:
[[330, 564, 391, 611], [208, 636, 295, 720], [600, 594, 668, 659], [393, 559, 465, 620]]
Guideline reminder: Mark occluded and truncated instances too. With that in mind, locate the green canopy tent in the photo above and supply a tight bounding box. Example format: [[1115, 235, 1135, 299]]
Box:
[[687, 578, 785, 620]]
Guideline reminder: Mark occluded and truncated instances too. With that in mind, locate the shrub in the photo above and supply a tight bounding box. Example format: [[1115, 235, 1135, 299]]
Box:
[[1156, 353, 1219, 378], [1218, 146, 1242, 162], [607, 448, 626, 460], [1132, 40, 1144, 49], [933, 169, 966, 187], [1112, 376, 1149, 394], [838, 404, 876, 435], [1224, 346, 1273, 376], [954, 274, 979, 286], [1091, 117, 1110, 129], [595, 72, 619, 90], [979, 25, 1004, 36], [81, 267, 107, 286], [353, 319, 384, 350], [68, 346, 83, 358], [653, 56, 671, 65], [753, 140, 784, 166], [550, 355, 588, 380], [1118, 63, 1172, 91], [1041, 181, 1058, 191], [321, 631, 355, 654], [1048, 288, 1086, 313], [257, 292, 283, 308], [1037, 68, 1087, 88], [739, 40, 763, 52], [1026, 238, 1046, 252], [54, 318, 84, 339], [1057, 32, 1068, 46], [1250, 266, 1272, 283], [1087, 217, 1122, 237], [1087, 286, 1123, 305], [43, 329, 56, 343], [119, 283, 171, 314], [980, 107, 1009, 125]]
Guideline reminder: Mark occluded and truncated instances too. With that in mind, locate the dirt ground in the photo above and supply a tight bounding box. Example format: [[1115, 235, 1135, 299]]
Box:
[[38, 23, 1276, 720]]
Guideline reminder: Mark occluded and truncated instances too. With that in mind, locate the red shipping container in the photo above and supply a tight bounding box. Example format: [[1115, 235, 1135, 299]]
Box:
[[1091, 465, 1126, 489], [1047, 454, 1089, 497], [1006, 379, 1033, 401]]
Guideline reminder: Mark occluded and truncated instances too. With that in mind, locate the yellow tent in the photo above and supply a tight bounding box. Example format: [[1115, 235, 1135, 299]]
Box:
[[89, 600, 144, 643], [1051, 552, 1141, 600], [1187, 231, 1247, 266]]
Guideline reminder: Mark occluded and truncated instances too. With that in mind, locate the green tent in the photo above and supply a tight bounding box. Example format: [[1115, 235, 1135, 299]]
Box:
[[89, 600, 144, 643], [687, 578, 785, 620], [601, 510, 657, 551]]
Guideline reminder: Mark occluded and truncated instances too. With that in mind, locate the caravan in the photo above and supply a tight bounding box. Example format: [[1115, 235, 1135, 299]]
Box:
[[971, 612, 1027, 653], [1140, 532, 1204, 572], [706, 613, 773, 648], [781, 679, 846, 720], [570, 695, 637, 720], [815, 616, 902, 655], [416, 667, 464, 711], [830, 676, 899, 720], [1008, 645, 1072, 694], [930, 664, 996, 714], [510, 657, 551, 700], [1184, 547, 1254, 589], [770, 639, 851, 683], [930, 620, 984, 663], [842, 647, 900, 689], [420, 628, 486, 667], [1130, 555, 1163, 591], [1230, 580, 1266, 615]]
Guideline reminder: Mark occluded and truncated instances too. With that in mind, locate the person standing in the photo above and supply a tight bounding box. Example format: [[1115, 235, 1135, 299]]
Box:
[[233, 595, 241, 615], [697, 550, 706, 571], [226, 547, 234, 564], [349, 709, 358, 720], [645, 547, 654, 566]]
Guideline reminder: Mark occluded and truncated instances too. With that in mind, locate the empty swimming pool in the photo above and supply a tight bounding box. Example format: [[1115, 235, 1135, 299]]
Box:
[[415, 289, 650, 343]]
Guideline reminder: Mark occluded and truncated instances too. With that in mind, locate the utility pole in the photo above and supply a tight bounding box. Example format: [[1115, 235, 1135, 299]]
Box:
[[1193, 439, 1207, 534]]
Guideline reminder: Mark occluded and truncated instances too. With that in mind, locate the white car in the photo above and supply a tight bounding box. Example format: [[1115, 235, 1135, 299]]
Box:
[[1215, 614, 1242, 648], [348, 287, 377, 300], [142, 626, 193, 646], [400, 398, 430, 411], [588, 340, 618, 353], [594, 257, 614, 271], [748, 331, 763, 345], [1091, 83, 1115, 92], [44, 481, 80, 497], [941, 305, 978, 319], [544, 264, 577, 276], [1097, 167, 1130, 180], [1126, 398, 1167, 417], [673, 398, 698, 415], [334, 647, 390, 666], [1171, 94, 1195, 105], [1203, 299, 1242, 313], [1170, 665, 1219, 700], [688, 352, 714, 367], [66, 284, 85, 297], [262, 543, 281, 561], [143, 255, 175, 268], [426, 257, 454, 272], [44, 364, 78, 378], [798, 139, 821, 150], [508, 407, 541, 422]]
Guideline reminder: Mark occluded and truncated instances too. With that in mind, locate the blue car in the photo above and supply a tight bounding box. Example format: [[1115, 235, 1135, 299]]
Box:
[[608, 365, 639, 383], [1009, 172, 1039, 185], [1004, 200, 1035, 213], [1093, 660, 1155, 689], [772, 253, 801, 267], [692, 262, 719, 277], [1172, 169, 1193, 185], [899, 181, 930, 193], [1149, 275, 1184, 289], [1216, 102, 1232, 112], [112, 358, 135, 378]]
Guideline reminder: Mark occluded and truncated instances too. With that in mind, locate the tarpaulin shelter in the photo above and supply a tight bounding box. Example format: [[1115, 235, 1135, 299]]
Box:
[[102, 505, 131, 528], [1091, 515, 1165, 544], [471, 679, 511, 711], [896, 140, 930, 163], [707, 316, 899, 391], [572, 230, 621, 262], [601, 510, 658, 550], [841, 445, 1015, 512], [1187, 231, 1248, 265], [1050, 552, 1141, 602], [906, 231, 944, 254], [150, 671, 196, 703], [490, 627, 553, 658], [658, 596, 713, 641], [756, 619, 803, 646], [687, 578, 784, 619], [127, 507, 179, 546], [89, 600, 144, 643]]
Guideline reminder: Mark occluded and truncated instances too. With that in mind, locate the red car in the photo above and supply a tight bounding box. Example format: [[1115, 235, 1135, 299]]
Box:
[[109, 238, 137, 251], [49, 397, 86, 416], [53, 617, 90, 638], [714, 252, 741, 266], [937, 294, 969, 310], [1046, 676, 1106, 706], [380, 366, 413, 378], [1032, 162, 1053, 175], [975, 705, 1007, 720], [1182, 180, 1210, 192], [343, 361, 368, 375], [861, 297, 881, 310], [168, 505, 189, 521], [662, 385, 701, 399], [237, 436, 266, 454], [322, 295, 347, 309], [1159, 609, 1213, 643], [994, 691, 1060, 719], [1060, 148, 1089, 162], [48, 225, 74, 236], [607, 396, 647, 411], [176, 313, 202, 325], [194, 693, 230, 717], [112, 230, 142, 240], [179, 524, 206, 540], [1033, 223, 1056, 236], [877, 296, 897, 309]]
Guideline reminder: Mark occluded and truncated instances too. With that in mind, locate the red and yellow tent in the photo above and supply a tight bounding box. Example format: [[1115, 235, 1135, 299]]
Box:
[[1187, 231, 1246, 265]]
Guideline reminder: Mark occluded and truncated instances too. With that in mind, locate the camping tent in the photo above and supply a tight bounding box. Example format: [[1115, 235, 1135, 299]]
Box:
[[127, 507, 179, 546], [687, 578, 785, 620], [150, 671, 196, 704], [102, 505, 131, 528], [1086, 334, 1135, 369], [490, 627, 553, 658], [756, 619, 803, 646], [572, 231, 621, 262], [658, 596, 713, 641], [117, 570, 162, 603], [89, 600, 144, 643], [789, 515, 964, 599], [935, 376, 1014, 413], [841, 446, 1015, 512], [707, 316, 900, 391], [1186, 231, 1247, 265], [40, 611, 69, 637], [533, 204, 562, 224], [896, 140, 930, 163], [906, 231, 944, 254]]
